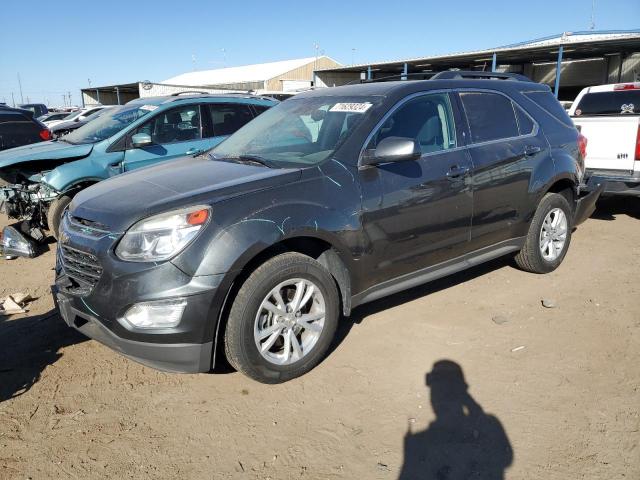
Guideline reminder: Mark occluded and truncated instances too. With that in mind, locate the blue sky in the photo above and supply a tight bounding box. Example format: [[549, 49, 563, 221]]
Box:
[[0, 0, 638, 106]]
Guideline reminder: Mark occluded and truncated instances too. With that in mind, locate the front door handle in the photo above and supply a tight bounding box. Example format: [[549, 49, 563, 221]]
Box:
[[524, 145, 541, 156], [446, 165, 470, 180], [186, 148, 204, 155]]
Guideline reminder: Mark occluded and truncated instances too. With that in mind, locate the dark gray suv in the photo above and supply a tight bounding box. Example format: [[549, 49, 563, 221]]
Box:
[[53, 72, 602, 383]]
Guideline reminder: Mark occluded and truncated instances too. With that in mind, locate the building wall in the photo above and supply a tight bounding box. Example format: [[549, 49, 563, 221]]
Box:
[[81, 89, 138, 106], [265, 57, 341, 91], [140, 83, 249, 97], [315, 71, 360, 88]]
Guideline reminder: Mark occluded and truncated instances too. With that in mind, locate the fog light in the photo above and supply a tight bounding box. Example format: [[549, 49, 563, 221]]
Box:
[[120, 298, 187, 329], [0, 226, 36, 259]]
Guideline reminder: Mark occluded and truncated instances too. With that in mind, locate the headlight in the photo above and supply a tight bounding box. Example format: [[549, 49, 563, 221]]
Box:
[[115, 205, 210, 262]]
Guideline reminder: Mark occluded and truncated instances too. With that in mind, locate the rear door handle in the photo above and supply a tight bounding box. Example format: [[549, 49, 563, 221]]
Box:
[[524, 145, 541, 156], [186, 148, 204, 156], [446, 165, 469, 179]]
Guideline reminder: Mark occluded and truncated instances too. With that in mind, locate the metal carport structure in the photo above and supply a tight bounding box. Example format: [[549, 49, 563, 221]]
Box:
[[314, 30, 640, 100]]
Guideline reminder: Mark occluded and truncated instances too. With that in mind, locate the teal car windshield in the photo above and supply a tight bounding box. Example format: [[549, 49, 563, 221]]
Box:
[[210, 95, 381, 167], [63, 105, 154, 145]]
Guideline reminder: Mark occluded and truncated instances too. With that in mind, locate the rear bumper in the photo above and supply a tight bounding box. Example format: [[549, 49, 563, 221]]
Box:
[[574, 183, 604, 226], [584, 170, 640, 197]]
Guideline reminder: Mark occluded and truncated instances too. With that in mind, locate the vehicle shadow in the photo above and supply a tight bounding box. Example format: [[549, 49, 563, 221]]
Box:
[[0, 309, 86, 403], [330, 256, 510, 353], [590, 196, 640, 221], [398, 360, 513, 479]]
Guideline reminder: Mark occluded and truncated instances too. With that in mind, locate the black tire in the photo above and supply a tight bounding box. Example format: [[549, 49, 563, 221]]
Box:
[[515, 192, 573, 274], [224, 252, 339, 383], [47, 195, 72, 240]]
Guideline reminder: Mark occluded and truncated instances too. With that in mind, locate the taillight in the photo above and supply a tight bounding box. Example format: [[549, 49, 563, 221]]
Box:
[[613, 83, 640, 91], [39, 129, 52, 141], [578, 132, 587, 160], [635, 125, 640, 161]]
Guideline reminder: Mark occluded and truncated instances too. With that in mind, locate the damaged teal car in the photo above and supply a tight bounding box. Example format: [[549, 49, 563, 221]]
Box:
[[0, 93, 276, 255]]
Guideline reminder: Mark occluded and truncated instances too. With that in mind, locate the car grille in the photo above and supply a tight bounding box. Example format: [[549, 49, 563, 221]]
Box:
[[58, 245, 103, 295]]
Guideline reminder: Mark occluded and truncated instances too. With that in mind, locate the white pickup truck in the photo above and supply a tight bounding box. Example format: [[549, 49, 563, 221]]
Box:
[[569, 83, 640, 197]]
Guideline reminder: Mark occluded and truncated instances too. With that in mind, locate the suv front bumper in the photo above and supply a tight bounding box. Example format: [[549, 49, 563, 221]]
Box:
[[53, 285, 214, 373]]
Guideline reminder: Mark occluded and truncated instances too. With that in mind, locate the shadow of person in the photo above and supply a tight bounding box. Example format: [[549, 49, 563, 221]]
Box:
[[399, 360, 513, 480], [0, 309, 86, 403]]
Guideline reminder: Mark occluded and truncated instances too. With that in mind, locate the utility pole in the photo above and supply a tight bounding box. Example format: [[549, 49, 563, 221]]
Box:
[[62, 94, 66, 107], [590, 0, 596, 30], [351, 48, 356, 66], [11, 92, 15, 107], [17, 73, 24, 104], [68, 91, 72, 107]]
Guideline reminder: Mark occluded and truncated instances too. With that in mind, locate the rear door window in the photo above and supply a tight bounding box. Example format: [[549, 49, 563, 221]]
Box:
[[460, 92, 519, 143], [207, 103, 254, 137], [514, 104, 535, 135], [368, 92, 457, 154], [573, 90, 640, 116]]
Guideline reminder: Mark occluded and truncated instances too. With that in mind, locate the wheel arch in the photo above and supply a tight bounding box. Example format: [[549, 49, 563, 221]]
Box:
[[210, 235, 353, 370]]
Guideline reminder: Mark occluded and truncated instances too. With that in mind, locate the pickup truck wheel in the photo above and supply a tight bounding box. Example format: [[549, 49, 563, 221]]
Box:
[[47, 195, 72, 240], [515, 192, 572, 273], [224, 252, 339, 383]]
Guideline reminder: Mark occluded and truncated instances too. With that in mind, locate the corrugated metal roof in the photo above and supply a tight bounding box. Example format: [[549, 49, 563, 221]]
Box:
[[318, 30, 640, 71], [163, 57, 334, 86]]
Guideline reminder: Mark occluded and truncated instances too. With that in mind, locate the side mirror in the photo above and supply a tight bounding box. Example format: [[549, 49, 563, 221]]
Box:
[[131, 133, 152, 148], [75, 116, 82, 122], [362, 136, 421, 166]]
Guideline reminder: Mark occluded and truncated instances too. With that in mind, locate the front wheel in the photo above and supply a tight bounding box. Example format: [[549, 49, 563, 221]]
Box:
[[47, 195, 72, 240], [224, 252, 339, 383], [515, 192, 573, 273]]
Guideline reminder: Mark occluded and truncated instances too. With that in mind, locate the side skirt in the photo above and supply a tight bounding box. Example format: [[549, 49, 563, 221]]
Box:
[[351, 237, 525, 309]]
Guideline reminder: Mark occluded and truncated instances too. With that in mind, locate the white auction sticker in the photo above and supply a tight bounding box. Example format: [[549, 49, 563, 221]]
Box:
[[329, 102, 372, 113], [140, 104, 158, 111]]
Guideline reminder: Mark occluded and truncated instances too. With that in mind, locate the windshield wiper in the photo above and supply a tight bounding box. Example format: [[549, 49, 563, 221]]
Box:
[[210, 153, 274, 168]]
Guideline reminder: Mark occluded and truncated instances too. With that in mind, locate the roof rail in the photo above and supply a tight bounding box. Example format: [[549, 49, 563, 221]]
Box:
[[431, 70, 534, 82], [170, 90, 209, 96]]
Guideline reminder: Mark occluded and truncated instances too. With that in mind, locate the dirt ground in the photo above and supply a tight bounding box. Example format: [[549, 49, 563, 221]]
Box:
[[0, 198, 638, 480]]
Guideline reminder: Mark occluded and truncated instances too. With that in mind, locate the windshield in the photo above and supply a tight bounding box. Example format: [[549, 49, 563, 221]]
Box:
[[63, 104, 154, 144], [574, 90, 640, 116], [210, 95, 381, 167]]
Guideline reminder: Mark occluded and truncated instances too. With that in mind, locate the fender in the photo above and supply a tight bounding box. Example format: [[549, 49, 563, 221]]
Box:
[[43, 151, 125, 192]]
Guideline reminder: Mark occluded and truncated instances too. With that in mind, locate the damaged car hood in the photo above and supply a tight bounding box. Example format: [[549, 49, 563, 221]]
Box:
[[70, 155, 302, 231], [0, 140, 93, 169]]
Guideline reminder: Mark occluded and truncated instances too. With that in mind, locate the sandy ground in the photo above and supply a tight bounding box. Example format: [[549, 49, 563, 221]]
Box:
[[0, 198, 638, 480]]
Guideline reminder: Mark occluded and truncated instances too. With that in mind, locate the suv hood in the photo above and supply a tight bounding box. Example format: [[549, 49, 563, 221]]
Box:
[[70, 156, 302, 232], [0, 140, 93, 169]]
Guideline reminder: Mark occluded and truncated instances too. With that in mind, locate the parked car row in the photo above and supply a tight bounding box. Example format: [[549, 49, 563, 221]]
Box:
[[19, 71, 598, 383], [0, 93, 276, 244]]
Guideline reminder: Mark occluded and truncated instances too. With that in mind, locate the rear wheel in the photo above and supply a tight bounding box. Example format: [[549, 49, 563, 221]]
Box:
[[224, 252, 339, 383], [47, 195, 72, 240], [515, 192, 572, 273]]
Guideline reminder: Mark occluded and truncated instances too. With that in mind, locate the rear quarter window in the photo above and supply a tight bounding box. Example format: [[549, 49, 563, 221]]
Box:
[[524, 91, 575, 128], [0, 112, 41, 149]]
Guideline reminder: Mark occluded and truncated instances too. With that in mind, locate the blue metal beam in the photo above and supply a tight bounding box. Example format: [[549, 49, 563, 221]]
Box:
[[554, 45, 564, 98], [367, 66, 372, 81], [402, 63, 408, 80], [491, 53, 497, 72]]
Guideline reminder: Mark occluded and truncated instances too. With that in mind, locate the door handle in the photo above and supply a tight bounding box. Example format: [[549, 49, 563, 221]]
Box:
[[186, 148, 204, 155], [446, 165, 469, 180], [524, 145, 541, 156]]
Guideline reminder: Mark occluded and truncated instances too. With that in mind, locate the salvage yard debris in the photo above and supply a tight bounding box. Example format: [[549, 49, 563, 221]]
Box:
[[0, 292, 33, 316]]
